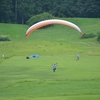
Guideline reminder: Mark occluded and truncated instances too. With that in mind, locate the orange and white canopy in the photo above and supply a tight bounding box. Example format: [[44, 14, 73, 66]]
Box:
[[26, 19, 82, 38]]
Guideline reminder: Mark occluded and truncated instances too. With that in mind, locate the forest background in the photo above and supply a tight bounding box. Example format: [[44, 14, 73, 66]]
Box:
[[0, 0, 100, 24]]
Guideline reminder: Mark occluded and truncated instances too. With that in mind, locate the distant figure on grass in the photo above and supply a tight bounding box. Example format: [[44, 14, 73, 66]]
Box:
[[2, 54, 4, 58], [76, 53, 80, 60], [52, 63, 57, 72]]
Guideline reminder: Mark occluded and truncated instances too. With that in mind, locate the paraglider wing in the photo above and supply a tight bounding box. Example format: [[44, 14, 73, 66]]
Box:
[[26, 19, 82, 38]]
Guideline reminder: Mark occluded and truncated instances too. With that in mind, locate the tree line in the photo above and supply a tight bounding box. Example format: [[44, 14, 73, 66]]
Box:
[[0, 0, 100, 24]]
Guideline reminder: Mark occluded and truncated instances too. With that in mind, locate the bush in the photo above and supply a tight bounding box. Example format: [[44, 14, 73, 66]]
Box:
[[0, 35, 10, 41], [26, 12, 56, 26], [97, 32, 100, 43], [81, 33, 96, 39]]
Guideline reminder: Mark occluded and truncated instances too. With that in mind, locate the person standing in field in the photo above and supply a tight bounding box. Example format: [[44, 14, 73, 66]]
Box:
[[52, 63, 57, 72], [76, 53, 80, 60]]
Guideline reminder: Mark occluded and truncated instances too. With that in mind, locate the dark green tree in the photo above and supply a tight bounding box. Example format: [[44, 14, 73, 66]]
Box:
[[0, 0, 100, 24], [0, 0, 13, 23], [26, 12, 55, 26], [84, 0, 100, 18]]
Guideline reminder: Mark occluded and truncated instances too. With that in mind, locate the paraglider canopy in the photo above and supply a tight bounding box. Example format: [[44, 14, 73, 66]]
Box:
[[26, 19, 83, 38]]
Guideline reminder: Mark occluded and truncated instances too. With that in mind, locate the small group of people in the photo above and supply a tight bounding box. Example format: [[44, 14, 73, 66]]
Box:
[[51, 53, 80, 72]]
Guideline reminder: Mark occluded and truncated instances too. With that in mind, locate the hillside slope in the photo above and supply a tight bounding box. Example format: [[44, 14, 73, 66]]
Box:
[[0, 18, 100, 42], [0, 18, 100, 57]]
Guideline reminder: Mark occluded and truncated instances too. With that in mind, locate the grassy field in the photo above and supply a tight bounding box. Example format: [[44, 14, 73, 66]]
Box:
[[0, 18, 100, 100]]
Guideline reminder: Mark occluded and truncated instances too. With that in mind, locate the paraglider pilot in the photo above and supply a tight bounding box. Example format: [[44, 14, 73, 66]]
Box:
[[52, 63, 57, 72]]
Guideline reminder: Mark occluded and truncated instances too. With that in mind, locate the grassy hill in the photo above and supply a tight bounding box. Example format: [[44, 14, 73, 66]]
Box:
[[0, 18, 100, 100], [0, 18, 100, 57], [0, 18, 100, 41]]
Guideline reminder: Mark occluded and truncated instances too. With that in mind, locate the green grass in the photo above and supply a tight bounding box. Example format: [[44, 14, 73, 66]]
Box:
[[0, 55, 100, 100], [0, 18, 100, 100]]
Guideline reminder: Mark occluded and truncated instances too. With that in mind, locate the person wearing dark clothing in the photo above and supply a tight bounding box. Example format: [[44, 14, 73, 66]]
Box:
[[52, 64, 57, 72]]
